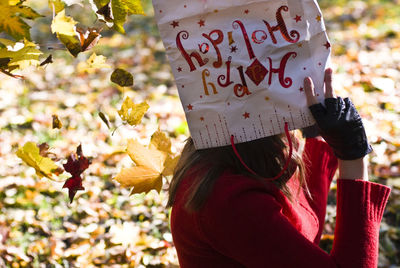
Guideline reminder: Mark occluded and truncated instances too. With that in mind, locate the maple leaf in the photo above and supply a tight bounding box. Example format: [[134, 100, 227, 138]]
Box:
[[16, 142, 63, 179], [114, 130, 179, 195], [63, 144, 90, 203], [48, 0, 65, 14], [0, 1, 41, 41], [92, 0, 144, 34], [0, 39, 42, 72], [87, 53, 110, 69], [51, 10, 77, 36], [118, 96, 149, 126]]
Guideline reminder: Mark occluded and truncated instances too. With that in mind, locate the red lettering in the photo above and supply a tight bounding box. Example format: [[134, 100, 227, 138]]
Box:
[[234, 66, 252, 97], [176, 31, 208, 72], [263, 6, 300, 44], [252, 30, 268, 44], [232, 20, 256, 60], [218, 56, 234, 88], [267, 52, 297, 88], [202, 30, 224, 68]]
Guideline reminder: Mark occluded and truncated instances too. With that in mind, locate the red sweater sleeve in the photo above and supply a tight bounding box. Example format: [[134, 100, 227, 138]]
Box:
[[198, 176, 390, 268], [302, 138, 338, 242]]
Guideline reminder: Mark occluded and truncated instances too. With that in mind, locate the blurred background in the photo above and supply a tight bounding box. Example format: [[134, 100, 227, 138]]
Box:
[[0, 0, 399, 267]]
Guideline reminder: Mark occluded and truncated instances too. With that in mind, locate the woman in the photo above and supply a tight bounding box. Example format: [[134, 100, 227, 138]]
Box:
[[167, 69, 391, 268]]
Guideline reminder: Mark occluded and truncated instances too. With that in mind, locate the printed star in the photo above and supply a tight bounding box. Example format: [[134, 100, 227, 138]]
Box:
[[316, 15, 321, 22], [171, 20, 180, 28], [230, 45, 238, 53], [177, 67, 183, 72], [200, 117, 205, 121], [299, 87, 304, 92], [244, 9, 249, 14], [187, 104, 193, 111], [198, 19, 205, 27], [294, 15, 302, 22], [324, 41, 331, 49], [297, 43, 303, 48], [243, 112, 250, 119], [265, 96, 270, 101]]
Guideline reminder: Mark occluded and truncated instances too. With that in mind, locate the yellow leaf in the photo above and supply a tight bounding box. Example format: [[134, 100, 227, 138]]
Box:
[[126, 138, 166, 174], [0, 39, 42, 70], [87, 53, 110, 69], [8, 39, 42, 69], [118, 97, 149, 126], [162, 155, 180, 177], [150, 130, 171, 154], [16, 142, 60, 179], [114, 130, 179, 194], [114, 167, 162, 194], [123, 0, 145, 15], [51, 10, 77, 36], [48, 0, 65, 13], [0, 1, 40, 40]]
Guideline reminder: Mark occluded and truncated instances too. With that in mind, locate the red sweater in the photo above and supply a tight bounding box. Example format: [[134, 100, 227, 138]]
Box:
[[171, 138, 391, 268]]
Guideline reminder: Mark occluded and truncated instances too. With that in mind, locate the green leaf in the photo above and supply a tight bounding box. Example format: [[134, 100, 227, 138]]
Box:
[[57, 34, 81, 57], [111, 0, 128, 33], [111, 68, 134, 87]]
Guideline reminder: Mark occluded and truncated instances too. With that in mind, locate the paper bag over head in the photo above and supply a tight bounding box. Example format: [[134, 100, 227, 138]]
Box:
[[152, 0, 331, 149]]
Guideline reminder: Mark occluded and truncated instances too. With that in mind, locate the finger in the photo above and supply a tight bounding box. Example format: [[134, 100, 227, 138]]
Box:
[[324, 68, 336, 99], [304, 77, 318, 106]]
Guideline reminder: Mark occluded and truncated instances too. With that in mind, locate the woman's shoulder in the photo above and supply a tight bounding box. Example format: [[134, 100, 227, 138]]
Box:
[[201, 171, 285, 213]]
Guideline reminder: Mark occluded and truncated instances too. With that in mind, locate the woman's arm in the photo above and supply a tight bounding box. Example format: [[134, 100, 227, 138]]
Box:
[[198, 175, 390, 268]]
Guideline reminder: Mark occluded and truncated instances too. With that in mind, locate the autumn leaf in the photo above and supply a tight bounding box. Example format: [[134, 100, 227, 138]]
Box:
[[0, 39, 42, 71], [51, 10, 77, 36], [48, 0, 65, 14], [111, 68, 133, 87], [92, 0, 144, 34], [99, 111, 111, 128], [0, 1, 41, 41], [76, 28, 101, 52], [16, 142, 62, 179], [52, 114, 62, 129], [63, 144, 90, 203], [114, 130, 179, 195], [117, 96, 149, 126], [88, 53, 110, 69]]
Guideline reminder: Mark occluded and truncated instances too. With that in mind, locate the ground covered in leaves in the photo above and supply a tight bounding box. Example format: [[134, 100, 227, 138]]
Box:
[[0, 0, 400, 267]]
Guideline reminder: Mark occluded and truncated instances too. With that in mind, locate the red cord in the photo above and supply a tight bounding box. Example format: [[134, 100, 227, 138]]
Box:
[[230, 122, 293, 181]]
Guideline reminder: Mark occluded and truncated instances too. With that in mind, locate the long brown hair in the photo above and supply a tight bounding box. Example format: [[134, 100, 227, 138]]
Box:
[[167, 133, 309, 212]]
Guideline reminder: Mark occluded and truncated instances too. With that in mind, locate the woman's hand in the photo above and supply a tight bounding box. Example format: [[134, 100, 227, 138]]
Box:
[[304, 69, 371, 180]]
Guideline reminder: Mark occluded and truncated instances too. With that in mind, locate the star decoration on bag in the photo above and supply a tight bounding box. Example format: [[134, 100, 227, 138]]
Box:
[[324, 41, 331, 49], [294, 15, 302, 22], [243, 112, 250, 119], [171, 20, 180, 28], [187, 104, 193, 111], [230, 45, 238, 53], [198, 19, 205, 27]]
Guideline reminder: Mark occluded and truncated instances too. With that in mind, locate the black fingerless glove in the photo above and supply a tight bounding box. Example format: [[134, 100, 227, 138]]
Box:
[[308, 97, 373, 160]]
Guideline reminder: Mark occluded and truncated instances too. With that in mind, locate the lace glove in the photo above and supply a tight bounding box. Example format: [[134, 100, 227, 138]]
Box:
[[308, 97, 373, 160]]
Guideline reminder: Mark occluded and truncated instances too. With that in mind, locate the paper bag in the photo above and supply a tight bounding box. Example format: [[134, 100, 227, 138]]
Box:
[[152, 0, 331, 149]]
